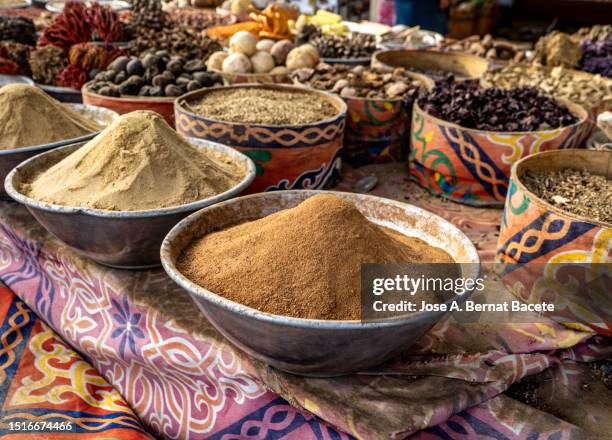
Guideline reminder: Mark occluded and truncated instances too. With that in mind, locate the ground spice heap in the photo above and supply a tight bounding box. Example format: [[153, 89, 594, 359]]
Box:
[[184, 88, 338, 125], [522, 168, 612, 224], [23, 111, 243, 211], [0, 84, 101, 150], [178, 194, 454, 320]]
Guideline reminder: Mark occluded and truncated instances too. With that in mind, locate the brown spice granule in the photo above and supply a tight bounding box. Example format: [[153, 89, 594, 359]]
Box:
[[522, 168, 612, 224], [185, 88, 338, 125], [177, 194, 454, 320]]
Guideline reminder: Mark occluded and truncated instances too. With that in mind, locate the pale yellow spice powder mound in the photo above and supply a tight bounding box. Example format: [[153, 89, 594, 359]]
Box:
[[23, 110, 244, 211], [0, 84, 102, 150]]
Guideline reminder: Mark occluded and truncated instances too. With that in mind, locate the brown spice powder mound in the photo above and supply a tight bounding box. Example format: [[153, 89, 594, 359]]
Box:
[[178, 194, 454, 320], [0, 84, 102, 150], [522, 168, 612, 224], [23, 111, 244, 211], [184, 88, 338, 125]]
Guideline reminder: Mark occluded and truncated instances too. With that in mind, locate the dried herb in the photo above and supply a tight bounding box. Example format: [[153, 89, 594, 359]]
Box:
[[522, 168, 612, 224]]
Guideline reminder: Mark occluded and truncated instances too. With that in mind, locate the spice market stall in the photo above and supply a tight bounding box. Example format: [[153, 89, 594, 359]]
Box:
[[0, 2, 611, 440]]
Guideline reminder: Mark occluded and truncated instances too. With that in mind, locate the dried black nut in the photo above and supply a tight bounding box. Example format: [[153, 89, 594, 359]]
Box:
[[117, 82, 136, 95], [88, 68, 101, 80], [152, 74, 170, 88], [187, 80, 202, 92], [88, 82, 104, 92], [161, 70, 175, 82], [178, 72, 192, 80], [138, 85, 152, 96], [149, 86, 163, 97], [176, 77, 191, 86], [126, 58, 145, 76], [141, 53, 159, 69], [155, 50, 169, 59], [166, 59, 184, 75], [98, 86, 119, 97], [143, 67, 159, 83], [94, 71, 106, 81], [184, 59, 204, 73], [103, 70, 116, 82], [164, 84, 183, 97], [126, 75, 144, 89], [109, 56, 129, 72], [114, 71, 127, 84]]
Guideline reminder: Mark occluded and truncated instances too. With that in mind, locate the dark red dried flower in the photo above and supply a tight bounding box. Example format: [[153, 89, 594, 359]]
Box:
[[38, 1, 124, 52], [55, 64, 88, 89]]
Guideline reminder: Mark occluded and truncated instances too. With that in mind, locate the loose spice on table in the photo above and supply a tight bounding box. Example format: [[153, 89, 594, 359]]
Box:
[[177, 194, 454, 321], [0, 84, 101, 150], [184, 88, 338, 125], [522, 168, 612, 224], [22, 111, 243, 211]]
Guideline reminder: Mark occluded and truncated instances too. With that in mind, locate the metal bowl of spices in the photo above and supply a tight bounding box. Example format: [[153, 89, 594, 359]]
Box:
[[5, 138, 256, 269], [0, 104, 118, 198], [161, 190, 480, 376]]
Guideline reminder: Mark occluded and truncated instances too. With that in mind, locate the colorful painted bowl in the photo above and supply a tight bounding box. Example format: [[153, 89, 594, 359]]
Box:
[[174, 84, 347, 193], [409, 99, 590, 207], [82, 83, 176, 126], [496, 149, 611, 335], [372, 49, 490, 80], [340, 72, 433, 165]]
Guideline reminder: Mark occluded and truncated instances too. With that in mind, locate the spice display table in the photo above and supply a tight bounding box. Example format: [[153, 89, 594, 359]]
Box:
[[0, 163, 609, 439]]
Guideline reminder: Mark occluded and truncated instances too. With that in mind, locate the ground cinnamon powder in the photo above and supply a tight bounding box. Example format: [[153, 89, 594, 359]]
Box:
[[0, 84, 102, 150], [23, 111, 244, 211], [178, 194, 454, 320]]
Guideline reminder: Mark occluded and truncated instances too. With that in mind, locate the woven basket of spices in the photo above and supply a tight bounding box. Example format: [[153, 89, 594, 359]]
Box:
[[410, 79, 590, 206], [175, 84, 347, 193], [496, 149, 611, 336]]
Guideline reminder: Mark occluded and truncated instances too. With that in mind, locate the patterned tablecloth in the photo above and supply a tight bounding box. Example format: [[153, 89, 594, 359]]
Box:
[[0, 163, 610, 439]]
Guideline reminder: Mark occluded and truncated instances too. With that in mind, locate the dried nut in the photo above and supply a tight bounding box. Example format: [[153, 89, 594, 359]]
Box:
[[164, 84, 183, 97], [386, 82, 409, 98], [126, 58, 144, 76], [340, 87, 357, 98], [187, 80, 202, 92], [332, 79, 349, 92]]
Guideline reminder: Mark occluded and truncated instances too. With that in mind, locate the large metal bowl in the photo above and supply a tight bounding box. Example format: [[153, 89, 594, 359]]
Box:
[[5, 138, 256, 269], [0, 104, 118, 198], [161, 190, 480, 376]]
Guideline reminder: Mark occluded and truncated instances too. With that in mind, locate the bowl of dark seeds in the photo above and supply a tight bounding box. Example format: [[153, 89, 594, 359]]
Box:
[[82, 51, 223, 126], [409, 78, 590, 207], [496, 149, 611, 336]]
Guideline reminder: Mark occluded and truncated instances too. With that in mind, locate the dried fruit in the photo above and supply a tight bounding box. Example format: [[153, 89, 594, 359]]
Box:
[[419, 77, 578, 131]]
